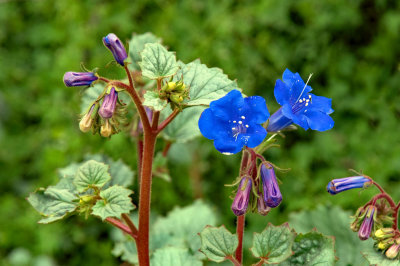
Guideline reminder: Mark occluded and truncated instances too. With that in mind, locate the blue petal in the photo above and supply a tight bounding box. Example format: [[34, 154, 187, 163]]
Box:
[[240, 124, 267, 148], [210, 90, 244, 120], [282, 69, 295, 87], [274, 79, 290, 106], [290, 76, 311, 103], [305, 111, 334, 131], [242, 96, 270, 124], [282, 104, 309, 130], [309, 94, 334, 114], [267, 107, 293, 132], [213, 135, 244, 154], [198, 108, 229, 140]]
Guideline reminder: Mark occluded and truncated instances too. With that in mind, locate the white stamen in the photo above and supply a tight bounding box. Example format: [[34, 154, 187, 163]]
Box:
[[245, 125, 249, 128], [305, 103, 309, 106], [233, 120, 236, 123], [306, 99, 309, 103], [241, 116, 245, 119], [295, 73, 313, 103], [299, 99, 303, 103], [238, 121, 243, 124], [309, 95, 312, 99], [232, 127, 236, 130]]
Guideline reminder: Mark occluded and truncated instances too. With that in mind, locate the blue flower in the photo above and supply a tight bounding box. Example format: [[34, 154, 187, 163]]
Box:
[[326, 176, 372, 195], [267, 69, 334, 132], [198, 90, 270, 154]]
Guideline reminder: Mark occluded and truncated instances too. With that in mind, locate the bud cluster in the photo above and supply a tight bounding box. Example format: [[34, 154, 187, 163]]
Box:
[[159, 81, 189, 109], [231, 162, 282, 217]]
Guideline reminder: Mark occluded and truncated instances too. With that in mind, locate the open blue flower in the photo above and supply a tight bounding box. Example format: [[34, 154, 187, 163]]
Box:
[[267, 69, 334, 132], [198, 90, 269, 154]]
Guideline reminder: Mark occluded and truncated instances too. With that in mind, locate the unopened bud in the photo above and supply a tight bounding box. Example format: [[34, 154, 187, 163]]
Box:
[[326, 176, 372, 195], [375, 228, 395, 240], [103, 33, 127, 66], [63, 72, 98, 87], [99, 87, 118, 119], [79, 104, 98, 133], [164, 82, 177, 92], [231, 176, 252, 216], [385, 243, 400, 259], [170, 94, 183, 104], [101, 119, 112, 137], [358, 205, 376, 241], [260, 163, 282, 208], [257, 193, 271, 216]]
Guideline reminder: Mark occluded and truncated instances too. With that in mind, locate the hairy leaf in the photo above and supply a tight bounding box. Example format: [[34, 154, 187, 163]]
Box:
[[143, 91, 168, 111], [128, 32, 161, 70], [151, 247, 202, 266], [362, 250, 400, 266], [74, 160, 111, 192]]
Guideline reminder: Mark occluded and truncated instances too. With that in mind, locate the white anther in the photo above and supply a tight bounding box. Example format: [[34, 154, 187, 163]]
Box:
[[241, 116, 245, 119], [299, 99, 303, 103], [245, 125, 249, 128], [238, 121, 243, 124], [309, 95, 311, 99], [305, 103, 309, 106], [233, 120, 236, 123], [232, 127, 236, 130], [306, 99, 310, 103]]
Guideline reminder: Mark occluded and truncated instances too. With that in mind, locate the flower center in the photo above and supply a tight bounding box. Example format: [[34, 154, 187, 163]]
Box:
[[230, 115, 249, 140], [292, 94, 312, 114]]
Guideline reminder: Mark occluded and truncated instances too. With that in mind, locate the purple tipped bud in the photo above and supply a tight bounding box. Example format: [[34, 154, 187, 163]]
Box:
[[231, 177, 252, 216], [103, 33, 127, 66], [358, 205, 376, 240], [327, 176, 371, 195], [99, 87, 118, 119], [260, 163, 282, 208], [257, 193, 271, 216], [386, 243, 400, 259], [63, 72, 98, 87]]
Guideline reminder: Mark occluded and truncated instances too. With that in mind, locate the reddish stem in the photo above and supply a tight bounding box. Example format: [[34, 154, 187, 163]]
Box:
[[106, 217, 137, 238], [122, 213, 138, 236], [226, 255, 241, 266], [137, 139, 143, 183], [152, 111, 160, 131], [235, 215, 245, 264], [162, 142, 172, 157], [157, 109, 180, 133]]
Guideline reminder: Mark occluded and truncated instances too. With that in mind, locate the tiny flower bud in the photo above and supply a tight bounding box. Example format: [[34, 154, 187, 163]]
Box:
[[174, 81, 186, 92], [358, 205, 376, 241], [101, 119, 112, 137], [99, 87, 118, 119], [351, 206, 367, 232], [260, 163, 282, 208], [326, 176, 372, 195], [79, 103, 99, 133], [164, 82, 177, 92], [231, 176, 252, 216], [257, 193, 271, 216], [385, 243, 400, 259], [170, 94, 184, 104], [103, 33, 127, 66], [375, 228, 395, 240], [63, 72, 98, 87]]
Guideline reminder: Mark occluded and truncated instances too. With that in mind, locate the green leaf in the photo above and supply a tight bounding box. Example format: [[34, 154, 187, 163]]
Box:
[[176, 60, 239, 106], [84, 154, 134, 187], [199, 225, 238, 263], [151, 247, 202, 266], [289, 205, 372, 266], [251, 223, 296, 264], [128, 32, 161, 71], [278, 230, 336, 266], [91, 185, 135, 220], [139, 43, 179, 80], [74, 160, 111, 192], [152, 200, 218, 253], [143, 91, 168, 111], [161, 106, 206, 143], [362, 250, 400, 266], [27, 187, 78, 224], [112, 240, 138, 264], [152, 152, 171, 182]]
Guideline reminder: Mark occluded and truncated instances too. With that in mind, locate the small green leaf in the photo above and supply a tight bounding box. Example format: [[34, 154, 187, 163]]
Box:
[[128, 32, 161, 70], [362, 250, 400, 265], [74, 160, 111, 192], [278, 230, 336, 266], [139, 43, 179, 80], [199, 225, 238, 263], [161, 106, 206, 143], [91, 185, 135, 220], [175, 60, 240, 106], [151, 247, 202, 266], [112, 240, 138, 264], [27, 187, 78, 224], [143, 91, 168, 111], [80, 83, 104, 114], [251, 223, 296, 264]]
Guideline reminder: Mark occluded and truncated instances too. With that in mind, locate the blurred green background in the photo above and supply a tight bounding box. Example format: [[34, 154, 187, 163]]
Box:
[[1, 0, 400, 265]]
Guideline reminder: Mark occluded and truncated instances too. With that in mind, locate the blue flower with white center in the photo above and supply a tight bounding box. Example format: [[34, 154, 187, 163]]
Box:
[[267, 69, 334, 132], [198, 90, 270, 154]]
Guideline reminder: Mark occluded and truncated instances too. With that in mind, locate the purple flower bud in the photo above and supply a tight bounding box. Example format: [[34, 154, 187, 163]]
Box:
[[358, 205, 376, 240], [63, 72, 98, 87], [103, 33, 127, 66], [231, 177, 252, 216], [257, 193, 271, 216], [260, 163, 282, 208], [327, 176, 371, 195], [99, 87, 118, 119]]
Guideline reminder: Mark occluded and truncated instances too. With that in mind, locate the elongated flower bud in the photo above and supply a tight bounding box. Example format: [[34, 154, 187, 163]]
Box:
[[231, 176, 252, 216], [358, 205, 376, 240], [99, 87, 118, 119], [79, 103, 99, 132], [326, 176, 371, 195], [375, 228, 395, 240], [103, 33, 127, 66], [257, 193, 271, 216], [63, 72, 98, 87], [386, 243, 400, 259], [260, 163, 282, 208], [101, 119, 112, 137]]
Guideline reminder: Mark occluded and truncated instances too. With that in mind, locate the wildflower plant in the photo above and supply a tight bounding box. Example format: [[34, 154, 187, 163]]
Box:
[[28, 32, 350, 265]]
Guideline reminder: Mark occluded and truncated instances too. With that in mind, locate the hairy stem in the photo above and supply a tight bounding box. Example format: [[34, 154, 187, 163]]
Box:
[[226, 255, 241, 266], [157, 109, 180, 133], [121, 213, 138, 236], [106, 217, 136, 238], [235, 215, 245, 264]]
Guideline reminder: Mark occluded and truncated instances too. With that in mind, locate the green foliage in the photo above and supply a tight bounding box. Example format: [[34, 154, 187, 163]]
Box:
[[151, 247, 202, 266], [74, 160, 111, 192], [143, 91, 168, 111], [278, 230, 336, 266], [129, 32, 161, 71], [199, 226, 238, 263], [362, 250, 400, 266], [251, 223, 296, 264], [92, 185, 135, 220], [139, 43, 179, 80]]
